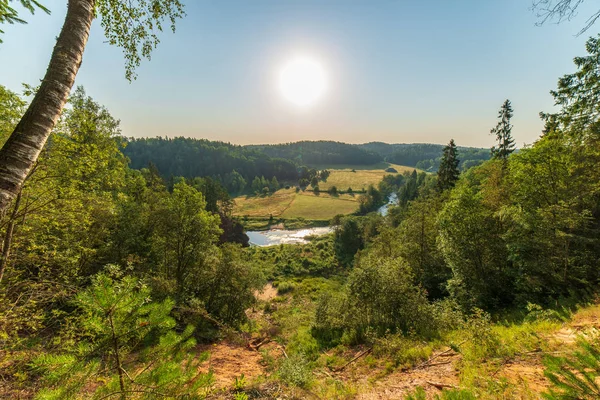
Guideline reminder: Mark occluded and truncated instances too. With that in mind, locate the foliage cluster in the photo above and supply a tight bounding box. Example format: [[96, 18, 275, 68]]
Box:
[[0, 86, 264, 396]]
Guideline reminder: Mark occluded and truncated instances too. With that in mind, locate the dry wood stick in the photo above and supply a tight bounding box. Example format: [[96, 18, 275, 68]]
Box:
[[426, 381, 459, 390], [334, 347, 372, 372], [415, 339, 468, 369]]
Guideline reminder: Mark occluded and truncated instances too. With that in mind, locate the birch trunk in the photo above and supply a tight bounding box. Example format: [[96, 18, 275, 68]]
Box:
[[0, 0, 95, 214]]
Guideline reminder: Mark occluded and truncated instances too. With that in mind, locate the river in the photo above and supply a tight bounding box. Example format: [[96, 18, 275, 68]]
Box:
[[247, 192, 398, 246]]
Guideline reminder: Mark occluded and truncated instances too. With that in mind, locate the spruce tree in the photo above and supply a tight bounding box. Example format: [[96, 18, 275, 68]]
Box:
[[490, 99, 516, 160], [437, 139, 460, 191]]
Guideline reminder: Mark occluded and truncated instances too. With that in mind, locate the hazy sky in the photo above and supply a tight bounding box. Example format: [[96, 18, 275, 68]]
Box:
[[0, 0, 596, 147]]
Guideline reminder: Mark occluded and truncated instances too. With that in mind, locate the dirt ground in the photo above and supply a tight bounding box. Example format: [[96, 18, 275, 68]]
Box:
[[196, 342, 268, 389], [255, 283, 278, 302], [200, 304, 600, 399]]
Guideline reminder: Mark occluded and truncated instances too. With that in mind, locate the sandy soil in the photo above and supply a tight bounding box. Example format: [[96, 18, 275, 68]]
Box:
[[255, 283, 278, 302]]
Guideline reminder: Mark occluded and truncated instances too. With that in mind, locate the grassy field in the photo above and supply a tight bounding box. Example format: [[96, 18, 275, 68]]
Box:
[[319, 163, 414, 192], [233, 188, 359, 221], [316, 163, 416, 191], [233, 163, 418, 224], [281, 192, 358, 220], [233, 188, 297, 218]]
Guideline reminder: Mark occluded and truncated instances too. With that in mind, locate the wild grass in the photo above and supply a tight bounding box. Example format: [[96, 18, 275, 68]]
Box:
[[233, 188, 296, 217], [234, 164, 417, 221], [234, 189, 358, 221], [281, 192, 358, 220], [316, 164, 417, 191]]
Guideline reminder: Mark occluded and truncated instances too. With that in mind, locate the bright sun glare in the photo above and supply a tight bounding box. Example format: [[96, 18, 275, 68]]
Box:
[[279, 56, 327, 107]]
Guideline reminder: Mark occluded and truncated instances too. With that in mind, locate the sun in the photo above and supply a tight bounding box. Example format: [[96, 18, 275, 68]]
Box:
[[279, 56, 327, 107]]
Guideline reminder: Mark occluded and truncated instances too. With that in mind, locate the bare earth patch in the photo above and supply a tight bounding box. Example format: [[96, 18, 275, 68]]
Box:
[[255, 283, 278, 302], [199, 304, 600, 398], [353, 348, 461, 399], [197, 342, 267, 389]]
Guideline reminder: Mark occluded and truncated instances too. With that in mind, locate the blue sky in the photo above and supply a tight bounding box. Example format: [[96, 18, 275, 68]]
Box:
[[0, 0, 596, 147]]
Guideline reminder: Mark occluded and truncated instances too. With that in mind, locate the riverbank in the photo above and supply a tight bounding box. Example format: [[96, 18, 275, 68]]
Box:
[[244, 193, 398, 246], [239, 216, 330, 231], [247, 226, 335, 246]]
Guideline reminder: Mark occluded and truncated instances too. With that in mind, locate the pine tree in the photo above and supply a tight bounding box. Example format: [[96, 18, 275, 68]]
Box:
[[252, 176, 262, 194], [437, 139, 460, 191], [270, 176, 280, 192], [543, 337, 600, 399], [490, 99, 516, 160], [33, 271, 213, 398]]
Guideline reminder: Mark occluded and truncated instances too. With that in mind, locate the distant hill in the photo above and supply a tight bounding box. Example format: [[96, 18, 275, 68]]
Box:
[[124, 137, 299, 183], [247, 140, 382, 166], [123, 138, 491, 187], [357, 142, 491, 171]]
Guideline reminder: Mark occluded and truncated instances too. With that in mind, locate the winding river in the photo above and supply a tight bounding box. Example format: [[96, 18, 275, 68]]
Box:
[[247, 193, 399, 247]]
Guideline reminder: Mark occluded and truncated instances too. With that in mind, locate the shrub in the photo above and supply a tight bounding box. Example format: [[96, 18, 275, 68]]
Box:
[[275, 281, 295, 294], [314, 254, 438, 344], [278, 354, 312, 388], [287, 328, 320, 360]]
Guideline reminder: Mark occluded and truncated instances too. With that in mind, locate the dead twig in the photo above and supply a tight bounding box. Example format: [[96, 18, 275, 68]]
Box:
[[426, 381, 459, 390], [277, 345, 288, 359], [333, 347, 372, 372], [248, 337, 270, 351], [424, 360, 452, 368], [415, 339, 468, 370]]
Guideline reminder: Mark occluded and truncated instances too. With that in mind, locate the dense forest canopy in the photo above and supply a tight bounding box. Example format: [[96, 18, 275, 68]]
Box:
[[123, 138, 491, 189], [246, 140, 382, 165], [124, 137, 298, 190], [358, 142, 491, 171]]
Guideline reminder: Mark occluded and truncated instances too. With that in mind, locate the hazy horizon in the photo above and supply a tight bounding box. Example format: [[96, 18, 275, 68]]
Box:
[[1, 0, 596, 148], [136, 136, 491, 149]]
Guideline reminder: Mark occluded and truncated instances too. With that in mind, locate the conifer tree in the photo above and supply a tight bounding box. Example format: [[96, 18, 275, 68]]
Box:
[[33, 271, 213, 398], [437, 139, 460, 191], [490, 99, 516, 160], [543, 337, 600, 399], [270, 176, 280, 192]]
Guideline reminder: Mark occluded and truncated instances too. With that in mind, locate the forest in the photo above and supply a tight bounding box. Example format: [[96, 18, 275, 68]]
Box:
[[357, 142, 491, 172], [124, 138, 490, 193], [2, 1, 600, 399]]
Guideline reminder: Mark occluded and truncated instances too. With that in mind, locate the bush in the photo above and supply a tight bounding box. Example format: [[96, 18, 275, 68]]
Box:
[[287, 328, 320, 360], [524, 303, 566, 323], [314, 253, 438, 344], [275, 281, 295, 294], [278, 354, 312, 388]]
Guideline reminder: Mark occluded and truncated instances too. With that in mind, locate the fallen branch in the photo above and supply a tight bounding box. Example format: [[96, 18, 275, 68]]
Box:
[[248, 337, 270, 351], [415, 339, 468, 370], [334, 348, 372, 372], [313, 369, 334, 379], [426, 381, 459, 390], [424, 360, 452, 368], [277, 345, 288, 359]]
